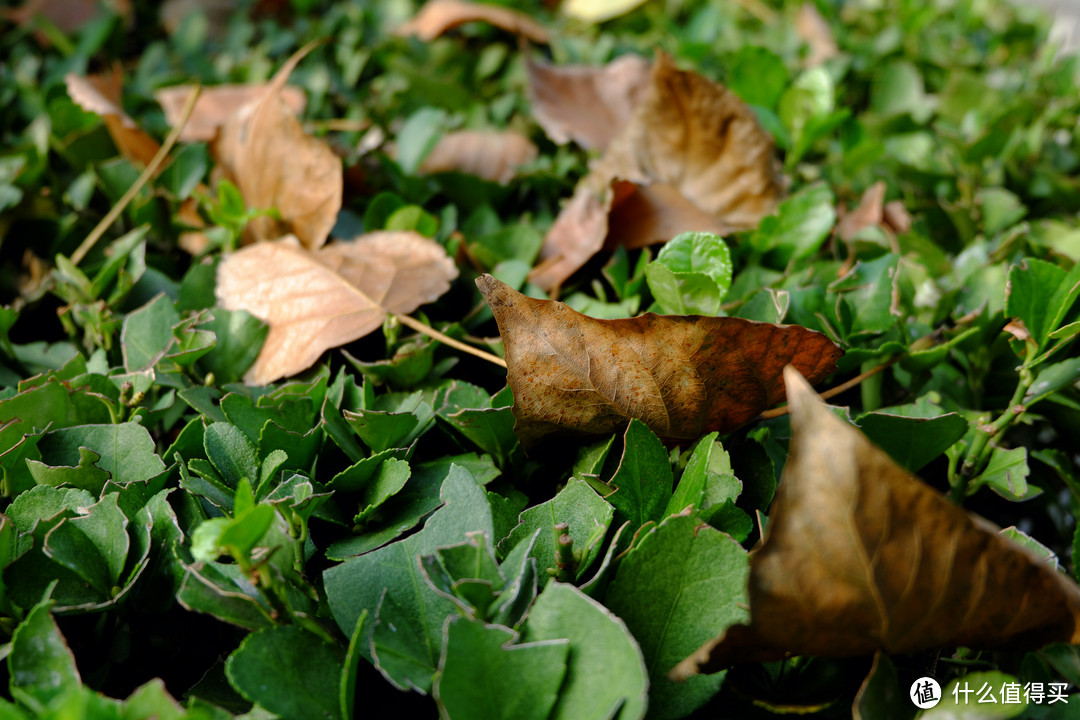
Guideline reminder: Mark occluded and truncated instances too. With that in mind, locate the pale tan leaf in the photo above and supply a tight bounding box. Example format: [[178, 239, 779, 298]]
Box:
[[160, 0, 235, 37], [216, 232, 458, 384], [526, 54, 652, 151], [672, 367, 1080, 678], [156, 84, 306, 142], [419, 129, 537, 184], [883, 199, 912, 234], [528, 173, 615, 292], [396, 0, 549, 43], [5, 0, 131, 37], [796, 3, 838, 68], [836, 181, 885, 242], [212, 46, 342, 250], [65, 72, 162, 168], [562, 0, 649, 24]]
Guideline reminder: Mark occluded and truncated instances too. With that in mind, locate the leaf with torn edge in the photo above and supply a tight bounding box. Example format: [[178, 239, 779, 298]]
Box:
[[476, 274, 842, 448], [65, 71, 161, 168], [216, 233, 458, 384], [156, 83, 307, 143], [530, 52, 783, 290], [671, 367, 1080, 679], [212, 46, 342, 249], [419, 129, 538, 184], [396, 0, 549, 44], [526, 54, 652, 151]]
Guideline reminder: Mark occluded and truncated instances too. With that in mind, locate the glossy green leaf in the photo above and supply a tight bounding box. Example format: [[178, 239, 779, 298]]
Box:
[[605, 420, 672, 530]]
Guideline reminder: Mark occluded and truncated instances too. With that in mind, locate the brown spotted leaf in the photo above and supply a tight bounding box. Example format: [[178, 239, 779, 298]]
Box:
[[156, 83, 306, 142], [217, 232, 458, 384], [530, 52, 783, 290], [672, 367, 1080, 678], [212, 46, 341, 249], [526, 53, 652, 151], [419, 129, 537, 184], [396, 0, 549, 43], [476, 274, 841, 448], [65, 71, 161, 168]]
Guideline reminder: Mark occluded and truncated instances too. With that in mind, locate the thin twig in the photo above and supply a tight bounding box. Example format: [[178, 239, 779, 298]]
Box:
[[758, 356, 899, 420], [71, 84, 201, 267], [394, 313, 507, 368]]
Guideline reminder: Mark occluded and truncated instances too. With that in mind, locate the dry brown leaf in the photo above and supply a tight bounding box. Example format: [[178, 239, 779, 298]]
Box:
[[476, 274, 842, 448], [156, 84, 306, 142], [835, 181, 885, 242], [530, 51, 783, 290], [419, 129, 538, 184], [526, 54, 652, 151], [672, 367, 1080, 678], [65, 72, 162, 169], [396, 0, 549, 43], [160, 0, 235, 36], [212, 46, 342, 250], [883, 199, 912, 235], [796, 3, 838, 68], [5, 0, 132, 38], [605, 181, 729, 251], [216, 232, 458, 384]]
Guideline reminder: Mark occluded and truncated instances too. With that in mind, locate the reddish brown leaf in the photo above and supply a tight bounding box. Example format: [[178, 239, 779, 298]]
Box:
[[526, 53, 652, 151], [530, 52, 783, 290], [217, 232, 458, 384], [156, 84, 306, 142], [672, 367, 1080, 678], [396, 0, 549, 43], [212, 46, 342, 249], [605, 181, 729, 251], [65, 71, 162, 169], [476, 274, 842, 448], [419, 129, 538, 184]]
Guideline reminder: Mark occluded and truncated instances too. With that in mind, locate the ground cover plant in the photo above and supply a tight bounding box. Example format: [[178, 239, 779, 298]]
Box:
[[3, 0, 1080, 717]]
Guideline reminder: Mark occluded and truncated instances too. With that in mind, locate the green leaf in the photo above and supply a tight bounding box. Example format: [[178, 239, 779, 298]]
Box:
[[198, 308, 267, 384], [176, 558, 273, 631], [434, 619, 568, 720], [830, 253, 901, 335], [354, 457, 411, 525], [34, 423, 166, 487], [44, 493, 129, 596], [121, 293, 181, 373], [1005, 258, 1068, 350], [728, 45, 788, 111], [645, 232, 732, 315], [26, 446, 111, 495], [1026, 357, 1080, 404], [9, 599, 81, 711], [668, 432, 739, 517], [856, 411, 968, 473], [6, 485, 95, 533], [522, 582, 648, 720], [397, 107, 448, 174], [870, 60, 932, 121], [974, 446, 1036, 501], [748, 184, 836, 265], [203, 422, 259, 489], [501, 477, 614, 585], [605, 420, 673, 530], [605, 513, 749, 720], [226, 625, 344, 720], [344, 407, 420, 453], [340, 611, 368, 720]]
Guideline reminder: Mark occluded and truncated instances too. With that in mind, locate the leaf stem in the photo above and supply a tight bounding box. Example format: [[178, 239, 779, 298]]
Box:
[[70, 84, 201, 266], [394, 313, 507, 368], [758, 356, 898, 420]]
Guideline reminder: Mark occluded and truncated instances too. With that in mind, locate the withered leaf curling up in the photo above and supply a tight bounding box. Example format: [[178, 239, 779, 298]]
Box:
[[476, 275, 842, 448], [672, 367, 1080, 679]]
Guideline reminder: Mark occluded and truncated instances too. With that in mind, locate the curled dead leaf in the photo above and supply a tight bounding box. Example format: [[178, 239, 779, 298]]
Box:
[[156, 83, 306, 142], [65, 71, 162, 169], [396, 0, 549, 43], [526, 53, 653, 151], [217, 233, 458, 384], [671, 367, 1080, 678], [530, 52, 783, 290], [419, 129, 538, 184], [212, 45, 342, 249], [476, 274, 842, 448]]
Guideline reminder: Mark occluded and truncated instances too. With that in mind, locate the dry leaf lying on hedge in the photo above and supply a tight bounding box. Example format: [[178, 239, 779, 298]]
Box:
[[396, 0, 549, 43], [529, 52, 783, 290], [836, 181, 886, 242], [796, 3, 838, 68], [65, 71, 161, 169], [217, 233, 458, 384], [671, 367, 1080, 678], [6, 0, 132, 38], [526, 54, 652, 151], [212, 46, 341, 249], [419, 129, 538, 184], [476, 274, 842, 448], [156, 83, 306, 142], [605, 181, 727, 251]]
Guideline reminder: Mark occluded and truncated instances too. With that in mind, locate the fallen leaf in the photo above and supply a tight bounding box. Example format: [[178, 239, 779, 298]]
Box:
[[796, 3, 838, 68], [561, 0, 649, 23], [156, 84, 307, 142], [65, 71, 161, 168], [418, 129, 538, 184], [605, 181, 729, 252], [212, 46, 342, 249], [5, 0, 131, 38], [836, 181, 886, 242], [526, 53, 653, 151], [671, 367, 1080, 678], [476, 274, 842, 448], [160, 0, 235, 37], [882, 199, 912, 235], [396, 0, 549, 44], [530, 52, 783, 290], [216, 232, 458, 384]]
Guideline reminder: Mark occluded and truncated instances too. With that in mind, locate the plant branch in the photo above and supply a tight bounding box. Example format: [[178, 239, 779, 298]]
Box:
[[71, 84, 201, 266], [758, 356, 899, 420], [394, 313, 507, 368]]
